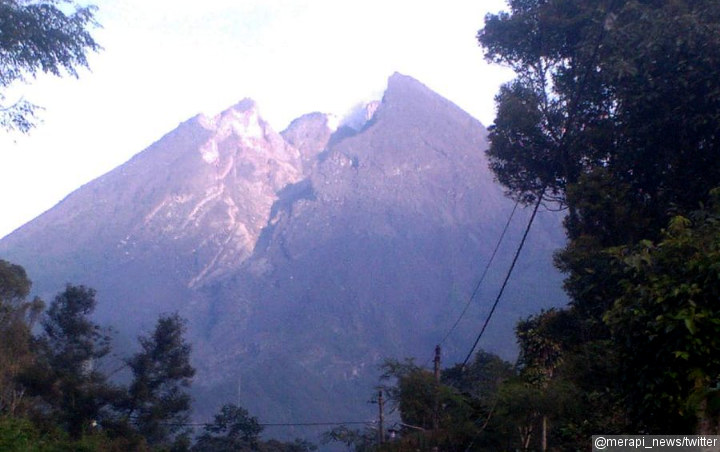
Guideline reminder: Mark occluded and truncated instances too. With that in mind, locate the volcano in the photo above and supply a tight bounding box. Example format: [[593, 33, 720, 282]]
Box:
[[0, 73, 567, 433]]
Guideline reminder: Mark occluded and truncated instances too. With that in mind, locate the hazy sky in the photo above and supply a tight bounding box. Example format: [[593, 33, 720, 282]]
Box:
[[0, 0, 512, 239]]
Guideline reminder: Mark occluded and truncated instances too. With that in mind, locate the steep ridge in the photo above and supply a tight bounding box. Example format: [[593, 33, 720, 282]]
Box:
[[0, 73, 567, 435], [1, 100, 303, 321]]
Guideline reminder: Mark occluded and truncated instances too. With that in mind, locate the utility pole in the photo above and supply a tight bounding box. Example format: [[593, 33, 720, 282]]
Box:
[[378, 390, 385, 445], [433, 345, 441, 431]]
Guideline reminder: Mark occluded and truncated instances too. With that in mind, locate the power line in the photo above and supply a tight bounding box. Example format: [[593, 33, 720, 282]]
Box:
[[134, 420, 374, 428], [421, 199, 521, 370], [438, 199, 520, 347], [461, 188, 545, 368], [261, 421, 374, 427]]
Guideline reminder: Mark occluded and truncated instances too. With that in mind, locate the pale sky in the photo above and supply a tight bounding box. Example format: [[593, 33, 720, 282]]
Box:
[[0, 0, 512, 239]]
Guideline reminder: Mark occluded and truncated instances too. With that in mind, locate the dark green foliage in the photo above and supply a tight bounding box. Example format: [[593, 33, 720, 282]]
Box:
[[479, 0, 720, 436], [0, 260, 43, 416], [481, 0, 620, 206], [0, 414, 147, 451], [193, 403, 262, 451], [126, 313, 195, 447], [378, 323, 621, 449], [380, 359, 437, 431], [258, 438, 316, 452], [0, 260, 30, 302], [42, 285, 110, 375], [502, 310, 589, 450], [605, 199, 720, 433], [378, 352, 516, 451], [444, 350, 514, 404], [194, 404, 317, 452], [0, 0, 100, 132], [380, 358, 478, 436], [377, 343, 621, 450], [29, 285, 115, 438], [481, 0, 720, 241], [322, 425, 376, 451], [0, 416, 36, 451]]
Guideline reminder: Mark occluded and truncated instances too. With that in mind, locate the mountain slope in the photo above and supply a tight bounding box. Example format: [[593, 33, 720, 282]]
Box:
[[0, 73, 567, 434]]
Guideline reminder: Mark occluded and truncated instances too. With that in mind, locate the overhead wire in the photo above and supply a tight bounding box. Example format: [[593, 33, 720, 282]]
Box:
[[437, 199, 520, 348], [419, 199, 521, 370], [261, 421, 374, 427], [457, 0, 617, 373], [125, 420, 374, 429], [461, 188, 545, 368]]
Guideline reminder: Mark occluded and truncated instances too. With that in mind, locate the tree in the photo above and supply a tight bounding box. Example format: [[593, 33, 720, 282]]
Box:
[[0, 0, 100, 132], [481, 0, 720, 290], [0, 260, 43, 416], [605, 197, 720, 433], [125, 313, 195, 447], [379, 354, 514, 451], [380, 359, 437, 432], [514, 310, 594, 450], [444, 350, 514, 404], [259, 438, 317, 452], [193, 403, 263, 452], [479, 0, 720, 433], [0, 259, 30, 302], [481, 0, 720, 226], [27, 284, 115, 438], [442, 351, 515, 451], [321, 425, 376, 452], [194, 403, 318, 452]]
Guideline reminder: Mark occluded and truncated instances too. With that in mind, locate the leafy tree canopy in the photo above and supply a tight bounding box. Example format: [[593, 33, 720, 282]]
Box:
[[193, 403, 263, 452], [0, 260, 43, 416], [481, 0, 720, 240], [479, 0, 720, 436], [125, 312, 195, 447], [0, 0, 100, 132], [29, 284, 115, 438], [605, 195, 720, 432]]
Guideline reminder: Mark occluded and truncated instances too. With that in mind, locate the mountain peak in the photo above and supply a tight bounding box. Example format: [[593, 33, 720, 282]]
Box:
[[197, 98, 260, 131], [229, 98, 257, 112], [385, 72, 437, 98], [387, 71, 424, 87], [372, 72, 483, 131], [195, 99, 272, 166]]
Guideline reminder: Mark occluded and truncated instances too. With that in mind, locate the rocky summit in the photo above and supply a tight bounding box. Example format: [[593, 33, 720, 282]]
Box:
[[0, 73, 567, 434]]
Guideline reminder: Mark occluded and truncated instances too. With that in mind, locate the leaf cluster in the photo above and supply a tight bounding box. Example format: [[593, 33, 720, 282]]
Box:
[[0, 0, 100, 132], [604, 202, 720, 431], [479, 0, 720, 437]]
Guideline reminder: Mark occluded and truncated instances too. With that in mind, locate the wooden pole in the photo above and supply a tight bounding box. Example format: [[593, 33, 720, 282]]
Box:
[[433, 345, 441, 431], [378, 390, 385, 445]]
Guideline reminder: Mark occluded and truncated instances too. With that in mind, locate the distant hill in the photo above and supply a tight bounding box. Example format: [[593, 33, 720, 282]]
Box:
[[0, 73, 567, 437]]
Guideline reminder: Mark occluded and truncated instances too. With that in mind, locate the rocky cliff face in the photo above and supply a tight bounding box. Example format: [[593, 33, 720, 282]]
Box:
[[281, 111, 338, 171], [0, 73, 567, 432]]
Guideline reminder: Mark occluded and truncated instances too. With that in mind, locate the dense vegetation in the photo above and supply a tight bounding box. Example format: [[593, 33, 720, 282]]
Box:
[[479, 0, 720, 440]]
